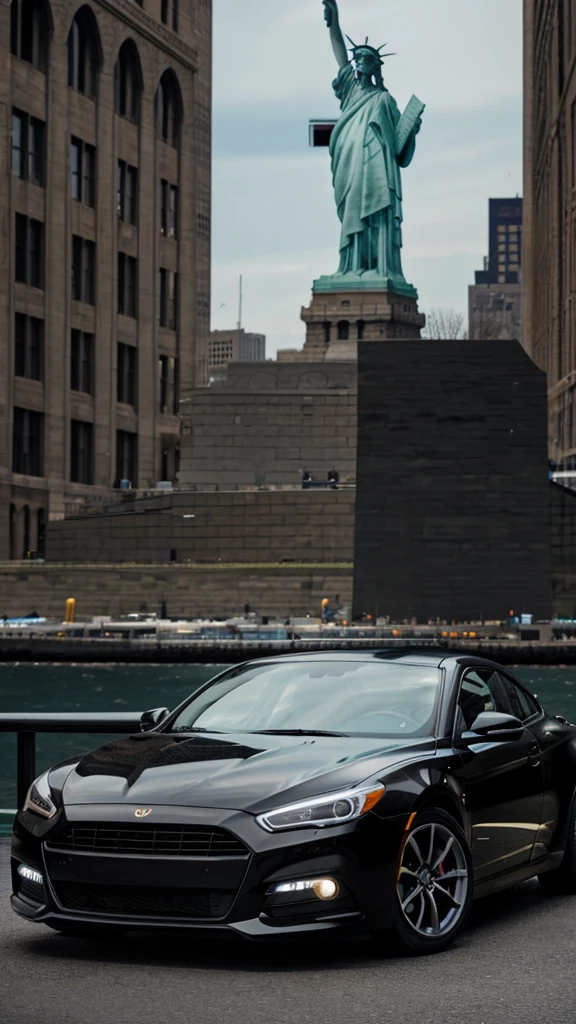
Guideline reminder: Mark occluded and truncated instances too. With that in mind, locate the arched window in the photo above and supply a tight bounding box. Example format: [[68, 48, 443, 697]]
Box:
[[11, 0, 50, 71], [323, 321, 331, 344], [156, 70, 182, 148], [115, 41, 142, 124], [37, 507, 46, 559], [67, 7, 101, 98], [22, 505, 30, 558], [337, 320, 350, 341], [9, 504, 16, 561]]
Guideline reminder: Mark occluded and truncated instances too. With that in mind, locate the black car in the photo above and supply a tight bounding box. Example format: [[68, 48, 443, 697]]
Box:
[[10, 651, 576, 954]]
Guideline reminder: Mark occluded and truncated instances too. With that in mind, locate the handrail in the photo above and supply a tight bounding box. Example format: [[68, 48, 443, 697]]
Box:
[[0, 712, 144, 812]]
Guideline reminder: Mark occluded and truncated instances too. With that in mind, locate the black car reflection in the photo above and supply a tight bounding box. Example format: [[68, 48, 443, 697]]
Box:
[[11, 651, 576, 954]]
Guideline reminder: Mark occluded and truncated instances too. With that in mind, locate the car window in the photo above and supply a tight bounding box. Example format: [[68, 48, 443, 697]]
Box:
[[455, 669, 510, 734], [496, 673, 540, 722]]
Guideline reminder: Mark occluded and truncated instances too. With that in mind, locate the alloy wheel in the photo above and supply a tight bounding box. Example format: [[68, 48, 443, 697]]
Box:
[[397, 821, 469, 938]]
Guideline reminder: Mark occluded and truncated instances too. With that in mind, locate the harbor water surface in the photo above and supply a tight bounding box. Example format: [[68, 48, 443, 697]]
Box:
[[2, 663, 576, 811]]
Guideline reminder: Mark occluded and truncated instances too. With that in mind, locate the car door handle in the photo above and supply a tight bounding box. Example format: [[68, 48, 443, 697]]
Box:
[[528, 746, 541, 768]]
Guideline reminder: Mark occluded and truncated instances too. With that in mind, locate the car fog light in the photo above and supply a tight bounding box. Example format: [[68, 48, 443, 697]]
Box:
[[272, 877, 339, 900], [313, 878, 339, 900], [17, 864, 44, 886]]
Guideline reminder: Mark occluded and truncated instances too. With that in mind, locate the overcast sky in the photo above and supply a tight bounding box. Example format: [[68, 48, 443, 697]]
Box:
[[211, 0, 523, 356]]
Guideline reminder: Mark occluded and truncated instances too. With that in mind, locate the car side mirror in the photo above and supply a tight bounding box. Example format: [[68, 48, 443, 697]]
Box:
[[140, 707, 170, 732], [457, 711, 524, 746]]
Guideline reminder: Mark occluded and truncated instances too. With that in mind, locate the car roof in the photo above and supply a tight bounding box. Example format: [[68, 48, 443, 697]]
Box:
[[240, 648, 509, 672], [242, 648, 448, 669]]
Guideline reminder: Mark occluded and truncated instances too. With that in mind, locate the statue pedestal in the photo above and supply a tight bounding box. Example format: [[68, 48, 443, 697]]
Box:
[[296, 283, 426, 362]]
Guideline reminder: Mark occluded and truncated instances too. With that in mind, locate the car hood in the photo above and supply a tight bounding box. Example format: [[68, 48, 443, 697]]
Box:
[[61, 731, 435, 812]]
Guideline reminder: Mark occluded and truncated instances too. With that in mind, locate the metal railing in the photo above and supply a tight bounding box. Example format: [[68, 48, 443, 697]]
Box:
[[0, 712, 143, 813]]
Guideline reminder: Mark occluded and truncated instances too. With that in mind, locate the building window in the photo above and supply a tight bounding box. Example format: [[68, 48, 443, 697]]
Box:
[[70, 137, 96, 206], [12, 109, 44, 185], [70, 419, 94, 484], [36, 508, 46, 558], [159, 268, 178, 329], [23, 504, 30, 557], [117, 161, 138, 224], [159, 355, 169, 411], [67, 9, 100, 98], [72, 235, 95, 304], [117, 253, 138, 317], [357, 320, 365, 341], [15, 214, 44, 288], [337, 320, 349, 341], [116, 430, 137, 486], [173, 356, 180, 414], [12, 407, 43, 476], [71, 329, 93, 393], [156, 71, 181, 147], [114, 41, 141, 124], [160, 180, 178, 237], [117, 343, 137, 405], [161, 0, 168, 23], [15, 313, 43, 381], [11, 0, 48, 71]]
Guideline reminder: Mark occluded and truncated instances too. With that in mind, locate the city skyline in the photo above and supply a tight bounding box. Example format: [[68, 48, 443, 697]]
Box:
[[211, 0, 523, 355]]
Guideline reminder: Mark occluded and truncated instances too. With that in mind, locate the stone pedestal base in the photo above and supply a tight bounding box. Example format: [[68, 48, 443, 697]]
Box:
[[288, 287, 426, 362]]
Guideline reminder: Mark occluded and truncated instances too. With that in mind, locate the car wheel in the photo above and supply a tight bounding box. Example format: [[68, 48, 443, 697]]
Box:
[[539, 794, 576, 896], [385, 808, 474, 955]]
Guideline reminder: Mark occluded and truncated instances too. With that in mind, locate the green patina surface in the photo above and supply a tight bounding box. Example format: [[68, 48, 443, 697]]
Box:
[[319, 0, 425, 297]]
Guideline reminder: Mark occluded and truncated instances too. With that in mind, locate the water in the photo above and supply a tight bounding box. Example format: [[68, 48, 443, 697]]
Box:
[[1, 663, 576, 814]]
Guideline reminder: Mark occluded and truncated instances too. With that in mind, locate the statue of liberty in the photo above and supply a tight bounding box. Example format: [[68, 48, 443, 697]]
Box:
[[319, 0, 425, 297]]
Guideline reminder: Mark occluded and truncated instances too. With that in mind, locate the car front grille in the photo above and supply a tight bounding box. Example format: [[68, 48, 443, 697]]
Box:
[[54, 882, 235, 919], [47, 823, 249, 858]]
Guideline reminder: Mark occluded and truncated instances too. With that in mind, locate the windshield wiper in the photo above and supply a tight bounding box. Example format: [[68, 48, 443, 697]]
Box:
[[172, 726, 226, 734], [251, 729, 348, 737]]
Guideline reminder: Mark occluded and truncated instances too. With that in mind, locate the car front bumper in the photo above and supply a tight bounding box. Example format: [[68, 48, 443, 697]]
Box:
[[11, 803, 409, 940]]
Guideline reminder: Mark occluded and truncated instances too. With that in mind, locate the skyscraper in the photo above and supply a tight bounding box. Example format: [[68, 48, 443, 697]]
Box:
[[468, 198, 523, 342], [523, 0, 575, 464], [0, 0, 212, 560]]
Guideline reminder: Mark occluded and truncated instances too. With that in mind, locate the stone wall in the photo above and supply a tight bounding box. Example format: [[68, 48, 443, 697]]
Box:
[[45, 490, 356, 565], [178, 361, 357, 488], [550, 482, 576, 618], [0, 564, 353, 620]]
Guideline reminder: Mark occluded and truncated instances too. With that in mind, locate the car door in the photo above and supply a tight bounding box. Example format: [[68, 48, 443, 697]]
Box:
[[455, 667, 545, 882], [495, 671, 559, 862]]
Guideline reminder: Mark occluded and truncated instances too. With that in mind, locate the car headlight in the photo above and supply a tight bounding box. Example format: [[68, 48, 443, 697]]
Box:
[[23, 772, 57, 819], [256, 783, 385, 832]]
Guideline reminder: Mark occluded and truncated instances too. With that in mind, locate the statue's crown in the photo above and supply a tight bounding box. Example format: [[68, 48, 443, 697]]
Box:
[[346, 36, 395, 66]]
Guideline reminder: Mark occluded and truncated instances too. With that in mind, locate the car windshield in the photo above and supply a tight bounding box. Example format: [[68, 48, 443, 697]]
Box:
[[169, 661, 441, 738]]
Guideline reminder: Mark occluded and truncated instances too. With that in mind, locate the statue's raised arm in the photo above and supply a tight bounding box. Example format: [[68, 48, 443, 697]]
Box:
[[323, 0, 348, 68]]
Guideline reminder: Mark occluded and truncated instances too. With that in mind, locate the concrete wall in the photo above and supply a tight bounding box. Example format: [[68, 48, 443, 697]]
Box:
[[354, 340, 552, 622], [46, 490, 356, 565], [178, 361, 357, 488], [0, 564, 353, 620]]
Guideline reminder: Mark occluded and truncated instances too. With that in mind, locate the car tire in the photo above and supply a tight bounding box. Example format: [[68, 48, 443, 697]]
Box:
[[382, 808, 474, 956], [538, 794, 576, 896]]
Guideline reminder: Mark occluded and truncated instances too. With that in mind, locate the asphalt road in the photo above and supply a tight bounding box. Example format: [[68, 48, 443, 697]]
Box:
[[2, 839, 575, 1024]]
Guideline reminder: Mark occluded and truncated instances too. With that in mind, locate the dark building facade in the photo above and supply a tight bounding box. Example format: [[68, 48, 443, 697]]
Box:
[[0, 0, 212, 560], [468, 198, 523, 341], [353, 340, 552, 623], [523, 0, 575, 464]]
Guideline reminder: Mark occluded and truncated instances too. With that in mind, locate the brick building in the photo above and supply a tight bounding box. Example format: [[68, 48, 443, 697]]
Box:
[[0, 0, 212, 560], [523, 0, 576, 464]]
